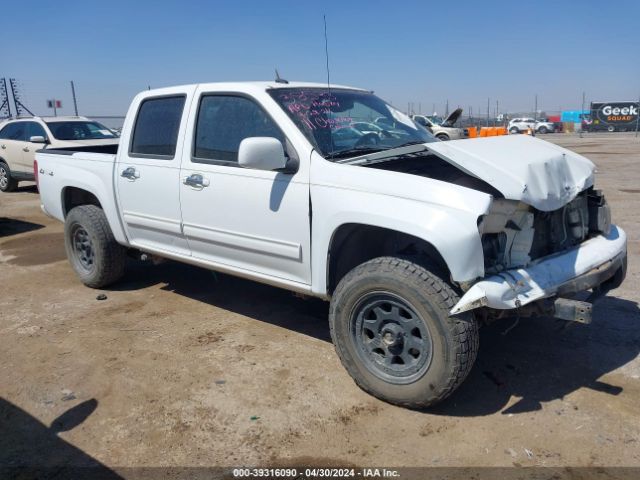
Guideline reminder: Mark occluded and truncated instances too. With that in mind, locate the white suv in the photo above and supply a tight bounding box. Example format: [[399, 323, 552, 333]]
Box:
[[411, 109, 468, 140], [0, 116, 118, 192], [508, 117, 555, 134]]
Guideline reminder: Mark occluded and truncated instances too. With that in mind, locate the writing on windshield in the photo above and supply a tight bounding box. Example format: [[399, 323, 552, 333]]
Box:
[[270, 88, 434, 159]]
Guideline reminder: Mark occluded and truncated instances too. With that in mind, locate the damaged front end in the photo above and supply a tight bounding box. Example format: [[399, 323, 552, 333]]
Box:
[[452, 189, 627, 321]]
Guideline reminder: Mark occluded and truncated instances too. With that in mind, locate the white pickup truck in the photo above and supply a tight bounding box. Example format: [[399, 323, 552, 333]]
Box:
[[36, 81, 627, 408]]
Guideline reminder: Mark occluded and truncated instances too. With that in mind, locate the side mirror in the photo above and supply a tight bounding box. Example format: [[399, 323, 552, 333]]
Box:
[[238, 137, 287, 171], [30, 135, 47, 144]]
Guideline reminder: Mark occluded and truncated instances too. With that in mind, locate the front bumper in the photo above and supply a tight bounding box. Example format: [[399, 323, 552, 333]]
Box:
[[451, 225, 627, 314]]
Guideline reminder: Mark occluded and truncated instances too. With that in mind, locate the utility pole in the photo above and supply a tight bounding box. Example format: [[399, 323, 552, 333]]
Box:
[[580, 91, 586, 138], [533, 94, 538, 136], [70, 81, 79, 116], [486, 98, 490, 127], [445, 99, 449, 117]]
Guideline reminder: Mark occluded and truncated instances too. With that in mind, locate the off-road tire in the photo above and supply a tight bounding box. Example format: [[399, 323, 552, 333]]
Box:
[[0, 161, 18, 192], [329, 256, 479, 408], [64, 205, 126, 288]]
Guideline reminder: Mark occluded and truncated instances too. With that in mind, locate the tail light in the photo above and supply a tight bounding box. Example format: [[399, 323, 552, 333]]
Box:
[[34, 160, 39, 189]]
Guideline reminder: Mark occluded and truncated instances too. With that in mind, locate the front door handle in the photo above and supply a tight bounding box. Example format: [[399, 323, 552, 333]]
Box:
[[22, 147, 29, 152], [183, 173, 210, 188], [121, 167, 140, 180]]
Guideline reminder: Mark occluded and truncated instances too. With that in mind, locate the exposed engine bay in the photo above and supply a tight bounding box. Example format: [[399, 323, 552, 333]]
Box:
[[480, 188, 611, 273], [366, 153, 503, 197]]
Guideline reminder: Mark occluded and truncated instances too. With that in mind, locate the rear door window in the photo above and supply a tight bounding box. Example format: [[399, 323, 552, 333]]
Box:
[[0, 122, 27, 141], [130, 95, 186, 159]]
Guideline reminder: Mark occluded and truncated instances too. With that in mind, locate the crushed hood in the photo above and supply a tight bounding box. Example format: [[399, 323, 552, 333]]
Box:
[[442, 108, 463, 127], [426, 135, 595, 211]]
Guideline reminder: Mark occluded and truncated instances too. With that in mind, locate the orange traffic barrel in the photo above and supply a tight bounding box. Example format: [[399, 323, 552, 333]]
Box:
[[479, 127, 488, 137], [467, 127, 477, 138]]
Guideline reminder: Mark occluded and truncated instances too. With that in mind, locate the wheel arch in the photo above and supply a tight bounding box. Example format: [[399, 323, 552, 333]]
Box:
[[56, 181, 128, 245], [61, 186, 103, 217], [326, 223, 450, 295]]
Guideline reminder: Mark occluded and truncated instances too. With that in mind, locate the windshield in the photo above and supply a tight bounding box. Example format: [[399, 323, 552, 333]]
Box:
[[427, 115, 443, 125], [269, 88, 435, 159], [45, 121, 117, 141]]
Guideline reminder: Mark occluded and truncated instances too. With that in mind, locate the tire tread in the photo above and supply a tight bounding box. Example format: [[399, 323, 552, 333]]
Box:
[[329, 256, 479, 408], [65, 205, 126, 288]]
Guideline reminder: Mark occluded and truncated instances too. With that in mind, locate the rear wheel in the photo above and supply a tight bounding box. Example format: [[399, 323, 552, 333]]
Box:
[[607, 125, 615, 132], [329, 257, 479, 408], [0, 162, 18, 192], [64, 205, 126, 288], [509, 127, 520, 134]]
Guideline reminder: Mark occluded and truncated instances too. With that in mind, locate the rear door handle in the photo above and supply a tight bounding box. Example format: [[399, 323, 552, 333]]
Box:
[[121, 167, 140, 180], [183, 173, 210, 188]]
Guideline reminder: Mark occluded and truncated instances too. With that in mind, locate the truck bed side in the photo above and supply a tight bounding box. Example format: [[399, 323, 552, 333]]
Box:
[[36, 149, 129, 245]]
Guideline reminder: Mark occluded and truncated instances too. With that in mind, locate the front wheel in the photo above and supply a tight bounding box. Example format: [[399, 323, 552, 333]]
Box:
[[435, 133, 449, 141], [329, 257, 479, 408], [64, 205, 126, 288], [538, 126, 548, 134], [607, 125, 615, 132]]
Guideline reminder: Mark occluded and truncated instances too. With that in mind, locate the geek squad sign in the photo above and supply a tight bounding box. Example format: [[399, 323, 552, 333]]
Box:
[[596, 102, 639, 125]]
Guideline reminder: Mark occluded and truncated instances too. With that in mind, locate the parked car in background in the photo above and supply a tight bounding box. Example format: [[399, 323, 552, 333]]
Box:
[[36, 81, 626, 409], [0, 116, 118, 191], [411, 109, 468, 140], [508, 117, 555, 134]]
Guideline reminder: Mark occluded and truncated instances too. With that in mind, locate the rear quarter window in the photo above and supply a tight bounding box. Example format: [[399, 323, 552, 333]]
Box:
[[130, 95, 186, 159]]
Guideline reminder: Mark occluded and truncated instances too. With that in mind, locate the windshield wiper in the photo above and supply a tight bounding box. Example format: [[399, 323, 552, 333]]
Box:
[[395, 140, 428, 148], [324, 146, 391, 160]]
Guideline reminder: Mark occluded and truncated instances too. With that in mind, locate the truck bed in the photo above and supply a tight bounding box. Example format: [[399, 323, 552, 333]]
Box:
[[35, 146, 128, 244]]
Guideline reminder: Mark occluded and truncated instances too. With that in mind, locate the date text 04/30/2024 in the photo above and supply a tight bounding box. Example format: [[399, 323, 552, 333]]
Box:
[[232, 468, 400, 478]]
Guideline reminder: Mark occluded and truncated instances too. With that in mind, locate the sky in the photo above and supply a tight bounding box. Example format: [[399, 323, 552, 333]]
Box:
[[2, 0, 639, 119]]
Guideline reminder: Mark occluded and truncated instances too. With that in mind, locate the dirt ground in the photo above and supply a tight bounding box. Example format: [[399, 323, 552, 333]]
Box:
[[1, 132, 639, 473]]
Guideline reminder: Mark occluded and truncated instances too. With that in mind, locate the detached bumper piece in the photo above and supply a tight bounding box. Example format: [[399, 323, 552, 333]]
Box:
[[451, 225, 627, 315], [552, 298, 592, 324]]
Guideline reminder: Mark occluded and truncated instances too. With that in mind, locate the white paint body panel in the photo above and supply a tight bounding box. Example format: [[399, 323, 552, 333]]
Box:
[[114, 85, 197, 256]]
